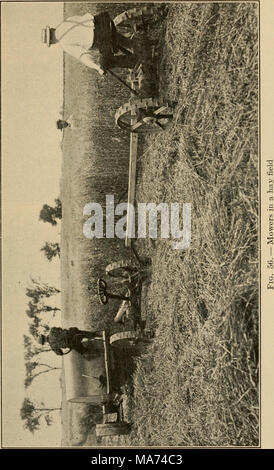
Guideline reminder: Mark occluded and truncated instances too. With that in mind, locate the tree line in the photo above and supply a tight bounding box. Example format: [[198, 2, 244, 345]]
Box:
[[20, 198, 62, 433], [39, 198, 61, 261]]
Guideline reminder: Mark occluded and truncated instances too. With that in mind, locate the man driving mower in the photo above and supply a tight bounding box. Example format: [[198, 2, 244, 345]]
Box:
[[38, 327, 102, 356], [41, 11, 138, 76]]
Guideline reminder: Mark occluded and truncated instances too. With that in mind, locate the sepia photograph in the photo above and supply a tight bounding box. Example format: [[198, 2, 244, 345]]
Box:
[[1, 0, 265, 448]]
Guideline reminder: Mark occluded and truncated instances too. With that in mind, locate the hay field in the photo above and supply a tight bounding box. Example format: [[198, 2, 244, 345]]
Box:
[[123, 2, 259, 447], [60, 2, 149, 446], [61, 2, 259, 447]]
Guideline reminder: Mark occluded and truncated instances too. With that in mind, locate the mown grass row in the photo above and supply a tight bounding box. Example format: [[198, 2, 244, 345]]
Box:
[[121, 2, 259, 447]]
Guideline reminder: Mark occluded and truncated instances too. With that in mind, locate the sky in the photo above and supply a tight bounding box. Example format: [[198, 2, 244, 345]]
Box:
[[2, 1, 64, 447]]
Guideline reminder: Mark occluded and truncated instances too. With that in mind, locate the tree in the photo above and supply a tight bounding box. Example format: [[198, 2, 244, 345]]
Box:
[[26, 280, 60, 327], [24, 335, 33, 351], [23, 335, 51, 361], [26, 301, 39, 320], [26, 300, 60, 325], [41, 242, 60, 262], [28, 320, 50, 340], [26, 278, 60, 304], [20, 398, 61, 433], [39, 198, 62, 226], [24, 361, 61, 388], [34, 302, 60, 315], [26, 301, 60, 320]]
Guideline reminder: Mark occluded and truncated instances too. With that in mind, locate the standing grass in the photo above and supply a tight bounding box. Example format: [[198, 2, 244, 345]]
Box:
[[123, 2, 259, 446], [61, 2, 142, 333], [60, 2, 146, 446], [61, 2, 258, 446]]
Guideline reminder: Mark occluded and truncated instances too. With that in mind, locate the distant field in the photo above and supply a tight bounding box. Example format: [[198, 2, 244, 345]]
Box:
[[61, 2, 139, 335], [61, 2, 259, 446], [60, 2, 149, 446]]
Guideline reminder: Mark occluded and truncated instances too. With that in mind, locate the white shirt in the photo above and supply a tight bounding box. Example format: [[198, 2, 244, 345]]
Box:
[[55, 13, 103, 74]]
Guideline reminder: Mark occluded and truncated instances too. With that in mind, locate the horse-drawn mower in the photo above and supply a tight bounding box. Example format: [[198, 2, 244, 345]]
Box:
[[64, 256, 152, 438], [64, 5, 174, 438], [113, 5, 175, 135]]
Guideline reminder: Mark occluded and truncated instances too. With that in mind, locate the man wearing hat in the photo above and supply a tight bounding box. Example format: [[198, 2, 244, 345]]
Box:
[[41, 11, 138, 76], [56, 115, 74, 131], [56, 119, 70, 130], [38, 326, 102, 356]]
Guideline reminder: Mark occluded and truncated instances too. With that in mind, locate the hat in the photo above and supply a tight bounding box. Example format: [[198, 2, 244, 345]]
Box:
[[41, 26, 51, 47], [56, 119, 69, 130], [38, 334, 47, 345]]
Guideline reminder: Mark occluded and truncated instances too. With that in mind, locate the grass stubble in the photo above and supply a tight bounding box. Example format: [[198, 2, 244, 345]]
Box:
[[121, 2, 259, 447], [62, 2, 259, 447]]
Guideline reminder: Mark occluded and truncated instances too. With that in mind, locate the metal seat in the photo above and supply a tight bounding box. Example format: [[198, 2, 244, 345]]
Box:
[[97, 278, 131, 306]]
